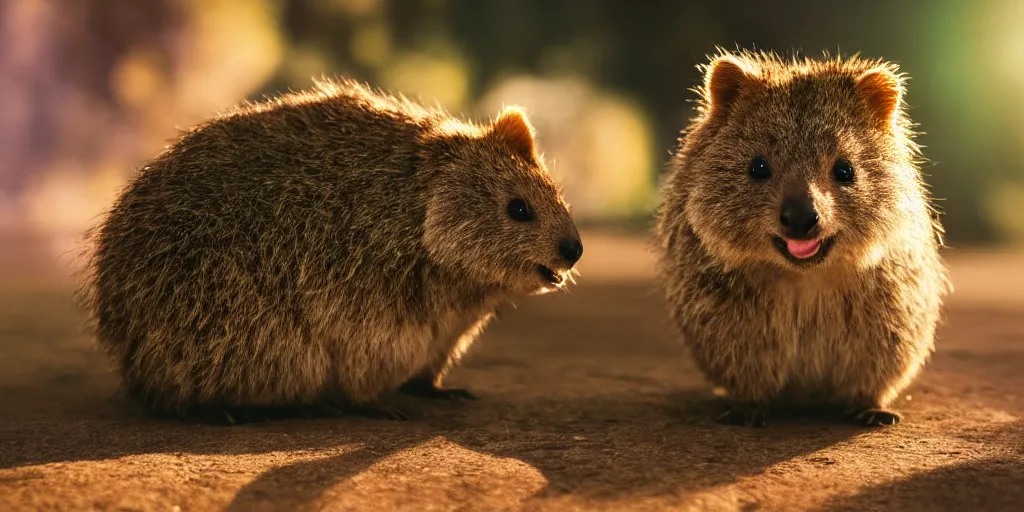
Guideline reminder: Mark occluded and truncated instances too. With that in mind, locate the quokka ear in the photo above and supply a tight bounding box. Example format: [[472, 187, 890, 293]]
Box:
[[704, 55, 756, 119], [855, 67, 904, 131], [490, 106, 538, 160]]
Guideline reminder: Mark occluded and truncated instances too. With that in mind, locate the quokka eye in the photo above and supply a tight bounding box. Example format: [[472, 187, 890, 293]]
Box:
[[507, 198, 532, 221], [832, 159, 855, 184], [748, 155, 771, 180]]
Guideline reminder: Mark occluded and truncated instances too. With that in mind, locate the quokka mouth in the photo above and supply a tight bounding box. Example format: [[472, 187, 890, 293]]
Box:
[[771, 235, 835, 265], [785, 238, 821, 259], [536, 264, 563, 285]]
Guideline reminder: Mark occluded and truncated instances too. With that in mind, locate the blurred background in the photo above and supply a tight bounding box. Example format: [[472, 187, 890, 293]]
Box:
[[1, 0, 1022, 258], [2, 6, 1023, 507]]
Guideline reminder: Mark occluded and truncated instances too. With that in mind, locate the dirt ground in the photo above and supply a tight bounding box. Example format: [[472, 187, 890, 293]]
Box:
[[1, 230, 1022, 511]]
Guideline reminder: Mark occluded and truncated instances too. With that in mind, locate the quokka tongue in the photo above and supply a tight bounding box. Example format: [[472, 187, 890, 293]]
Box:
[[786, 238, 821, 259]]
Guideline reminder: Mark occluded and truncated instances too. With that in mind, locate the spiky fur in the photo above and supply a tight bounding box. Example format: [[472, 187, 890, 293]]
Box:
[[76, 78, 581, 422], [654, 49, 951, 426]]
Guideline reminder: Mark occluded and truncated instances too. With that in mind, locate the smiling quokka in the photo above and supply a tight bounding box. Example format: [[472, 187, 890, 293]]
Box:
[[78, 78, 583, 425], [654, 50, 951, 427]]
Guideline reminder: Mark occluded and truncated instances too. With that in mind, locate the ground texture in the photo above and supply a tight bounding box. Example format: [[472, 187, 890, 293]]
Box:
[[1, 231, 1022, 511]]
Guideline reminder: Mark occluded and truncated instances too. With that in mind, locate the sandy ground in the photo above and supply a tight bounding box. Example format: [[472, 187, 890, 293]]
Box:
[[0, 230, 1022, 511]]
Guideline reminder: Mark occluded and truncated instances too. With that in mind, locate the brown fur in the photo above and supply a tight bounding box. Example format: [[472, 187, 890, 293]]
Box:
[[76, 78, 582, 424], [653, 49, 951, 426]]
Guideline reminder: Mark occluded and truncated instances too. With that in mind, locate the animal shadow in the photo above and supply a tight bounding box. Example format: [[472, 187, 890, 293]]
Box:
[[220, 389, 861, 510], [816, 420, 1024, 512], [821, 457, 1024, 511], [1, 279, 863, 510]]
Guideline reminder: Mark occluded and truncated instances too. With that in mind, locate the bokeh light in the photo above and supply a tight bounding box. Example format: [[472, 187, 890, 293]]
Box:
[[0, 0, 1021, 253]]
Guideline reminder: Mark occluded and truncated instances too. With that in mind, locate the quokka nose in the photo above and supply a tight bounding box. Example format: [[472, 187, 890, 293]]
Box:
[[779, 198, 819, 238], [559, 237, 584, 265]]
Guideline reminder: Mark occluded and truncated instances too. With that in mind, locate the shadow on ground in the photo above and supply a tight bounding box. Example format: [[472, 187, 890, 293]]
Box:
[[2, 244, 1023, 510], [0, 280, 867, 510], [821, 430, 1024, 512]]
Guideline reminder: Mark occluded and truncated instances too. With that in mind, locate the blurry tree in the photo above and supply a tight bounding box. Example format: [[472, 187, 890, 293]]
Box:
[[263, 0, 1023, 243], [2, 0, 1021, 245], [3, 0, 282, 238], [0, 0, 184, 219]]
